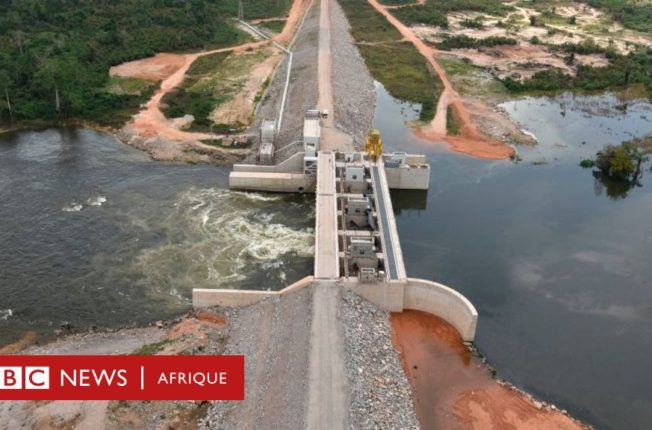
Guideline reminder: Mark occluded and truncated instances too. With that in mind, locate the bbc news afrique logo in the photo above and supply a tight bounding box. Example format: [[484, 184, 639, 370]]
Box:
[[0, 366, 50, 389]]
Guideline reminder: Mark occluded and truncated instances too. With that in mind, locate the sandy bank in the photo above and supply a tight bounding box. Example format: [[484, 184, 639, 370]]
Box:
[[391, 310, 591, 429]]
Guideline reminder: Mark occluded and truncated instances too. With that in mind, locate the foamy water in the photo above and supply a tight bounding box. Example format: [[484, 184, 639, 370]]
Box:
[[62, 196, 107, 211], [87, 196, 107, 206], [62, 202, 83, 212], [134, 188, 314, 292], [0, 127, 314, 347]]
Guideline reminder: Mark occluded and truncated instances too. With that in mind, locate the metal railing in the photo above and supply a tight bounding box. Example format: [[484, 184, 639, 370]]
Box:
[[238, 20, 293, 133]]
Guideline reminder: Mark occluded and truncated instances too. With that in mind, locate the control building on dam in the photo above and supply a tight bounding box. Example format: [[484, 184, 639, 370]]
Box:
[[194, 111, 478, 342]]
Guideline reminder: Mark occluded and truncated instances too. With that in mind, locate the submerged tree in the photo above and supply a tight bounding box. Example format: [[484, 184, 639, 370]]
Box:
[[585, 138, 651, 199], [595, 144, 636, 180]]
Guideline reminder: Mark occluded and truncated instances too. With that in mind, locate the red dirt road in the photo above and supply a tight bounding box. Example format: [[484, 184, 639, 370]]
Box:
[[367, 0, 515, 160], [391, 311, 589, 430], [114, 0, 312, 145], [109, 53, 186, 82]]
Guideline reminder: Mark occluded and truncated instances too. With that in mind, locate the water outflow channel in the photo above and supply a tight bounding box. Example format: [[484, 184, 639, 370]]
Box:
[[375, 83, 652, 430], [0, 127, 314, 345]]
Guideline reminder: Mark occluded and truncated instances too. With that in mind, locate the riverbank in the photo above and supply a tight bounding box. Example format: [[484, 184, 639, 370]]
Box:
[[2, 297, 593, 429], [0, 286, 419, 429], [0, 120, 119, 138], [391, 310, 591, 429], [0, 120, 249, 165]]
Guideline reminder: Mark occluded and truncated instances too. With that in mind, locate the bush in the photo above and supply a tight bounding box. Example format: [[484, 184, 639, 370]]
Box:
[[392, 0, 513, 27], [338, 0, 402, 41], [503, 48, 652, 98], [460, 18, 485, 29], [580, 158, 596, 168], [437, 35, 518, 50], [595, 143, 639, 180], [584, 0, 652, 33]]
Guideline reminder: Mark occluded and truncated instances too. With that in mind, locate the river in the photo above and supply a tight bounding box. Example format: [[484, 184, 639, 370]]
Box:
[[1, 87, 651, 429], [0, 127, 314, 345], [375, 83, 652, 430]]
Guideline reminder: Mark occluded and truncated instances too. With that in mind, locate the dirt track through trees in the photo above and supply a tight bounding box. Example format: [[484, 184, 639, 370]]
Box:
[[367, 0, 515, 159], [115, 0, 313, 148]]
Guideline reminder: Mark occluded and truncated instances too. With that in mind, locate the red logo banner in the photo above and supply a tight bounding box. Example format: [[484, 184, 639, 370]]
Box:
[[0, 355, 244, 400]]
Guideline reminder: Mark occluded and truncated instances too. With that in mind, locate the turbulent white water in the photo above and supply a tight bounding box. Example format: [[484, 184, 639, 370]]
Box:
[[62, 196, 106, 211], [62, 202, 83, 212], [0, 309, 12, 321], [87, 196, 107, 206], [133, 188, 314, 292]]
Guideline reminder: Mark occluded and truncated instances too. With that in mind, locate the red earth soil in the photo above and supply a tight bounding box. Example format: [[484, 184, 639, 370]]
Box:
[[112, 0, 312, 144], [391, 310, 588, 430], [368, 0, 515, 160]]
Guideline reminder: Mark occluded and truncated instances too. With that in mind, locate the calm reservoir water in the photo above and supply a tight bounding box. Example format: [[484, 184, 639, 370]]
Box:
[[375, 84, 652, 430], [0, 128, 313, 344]]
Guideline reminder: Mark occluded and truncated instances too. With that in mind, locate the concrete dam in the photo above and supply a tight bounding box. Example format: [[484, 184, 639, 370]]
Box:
[[193, 111, 478, 343]]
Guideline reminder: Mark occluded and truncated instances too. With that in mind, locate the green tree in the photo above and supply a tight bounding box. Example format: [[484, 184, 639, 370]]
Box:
[[595, 144, 637, 180], [0, 70, 13, 122]]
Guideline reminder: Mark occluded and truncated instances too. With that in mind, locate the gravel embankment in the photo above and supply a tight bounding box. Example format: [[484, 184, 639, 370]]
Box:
[[202, 288, 312, 429], [330, 0, 377, 146], [341, 288, 420, 429], [253, 1, 319, 151]]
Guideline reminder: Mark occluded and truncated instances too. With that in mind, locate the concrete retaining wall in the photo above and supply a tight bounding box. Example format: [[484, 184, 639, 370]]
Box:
[[193, 276, 314, 308], [229, 171, 316, 193], [385, 165, 430, 190], [341, 279, 404, 312], [194, 274, 478, 341], [233, 152, 305, 174], [403, 278, 478, 341]]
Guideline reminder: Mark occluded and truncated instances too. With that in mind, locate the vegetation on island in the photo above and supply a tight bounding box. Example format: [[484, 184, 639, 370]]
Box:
[[581, 135, 652, 198], [338, 0, 443, 121], [0, 0, 291, 128]]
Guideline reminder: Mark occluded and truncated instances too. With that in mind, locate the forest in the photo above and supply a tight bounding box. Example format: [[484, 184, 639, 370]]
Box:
[[0, 0, 290, 127]]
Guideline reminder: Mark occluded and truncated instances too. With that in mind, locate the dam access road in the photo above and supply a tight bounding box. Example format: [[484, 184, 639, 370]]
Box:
[[195, 0, 478, 427]]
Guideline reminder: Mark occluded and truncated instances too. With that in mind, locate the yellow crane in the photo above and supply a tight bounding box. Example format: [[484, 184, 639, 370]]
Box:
[[365, 129, 383, 161]]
